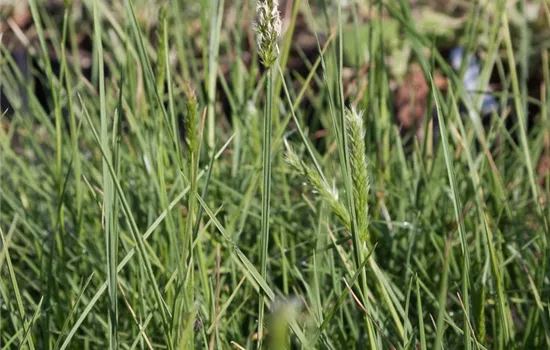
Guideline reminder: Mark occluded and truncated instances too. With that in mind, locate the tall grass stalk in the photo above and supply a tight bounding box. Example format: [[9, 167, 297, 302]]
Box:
[[27, 1, 66, 346], [60, 4, 82, 240], [206, 0, 225, 149], [257, 61, 274, 349], [502, 10, 548, 236], [335, 1, 377, 346], [181, 83, 200, 348], [254, 0, 281, 345], [91, 3, 118, 349], [431, 77, 471, 349]]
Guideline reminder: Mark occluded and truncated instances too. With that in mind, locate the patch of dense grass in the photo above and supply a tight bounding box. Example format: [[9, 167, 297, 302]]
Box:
[[1, 0, 549, 349]]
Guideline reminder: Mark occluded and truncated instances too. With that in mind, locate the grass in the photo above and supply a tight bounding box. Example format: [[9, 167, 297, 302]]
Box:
[[1, 0, 550, 349]]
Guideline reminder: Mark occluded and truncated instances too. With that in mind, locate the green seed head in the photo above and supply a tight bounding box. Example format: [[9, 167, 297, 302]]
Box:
[[254, 0, 281, 68], [284, 140, 351, 227], [346, 106, 371, 247], [183, 83, 199, 155]]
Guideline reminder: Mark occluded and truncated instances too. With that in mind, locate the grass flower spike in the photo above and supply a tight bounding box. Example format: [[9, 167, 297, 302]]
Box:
[[345, 106, 371, 248], [255, 0, 281, 67], [183, 83, 199, 156], [284, 140, 351, 227]]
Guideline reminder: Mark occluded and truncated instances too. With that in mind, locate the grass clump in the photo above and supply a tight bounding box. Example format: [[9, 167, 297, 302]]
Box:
[[1, 0, 549, 349]]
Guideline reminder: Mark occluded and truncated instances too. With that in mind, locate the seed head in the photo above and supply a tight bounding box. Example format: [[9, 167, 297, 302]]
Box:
[[284, 140, 351, 227], [254, 0, 282, 67], [183, 83, 199, 155], [345, 106, 371, 248]]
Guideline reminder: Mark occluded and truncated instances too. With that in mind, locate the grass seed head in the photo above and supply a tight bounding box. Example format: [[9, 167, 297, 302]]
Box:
[[284, 140, 351, 227], [254, 0, 281, 68], [346, 106, 371, 247], [183, 83, 199, 155]]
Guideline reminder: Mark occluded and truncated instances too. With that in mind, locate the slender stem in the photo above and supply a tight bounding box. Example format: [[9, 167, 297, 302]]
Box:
[[182, 150, 198, 349], [258, 67, 273, 348], [92, 3, 117, 349], [207, 0, 224, 149], [335, 1, 377, 347]]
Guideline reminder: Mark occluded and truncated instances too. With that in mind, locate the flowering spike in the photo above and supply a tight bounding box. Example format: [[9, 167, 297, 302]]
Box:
[[346, 106, 371, 248], [183, 83, 199, 155], [254, 0, 281, 67]]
